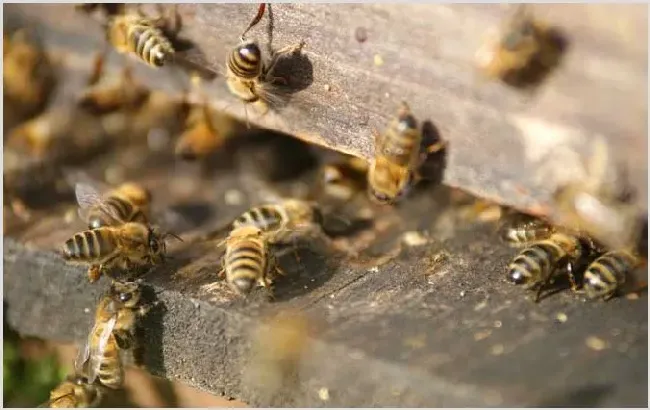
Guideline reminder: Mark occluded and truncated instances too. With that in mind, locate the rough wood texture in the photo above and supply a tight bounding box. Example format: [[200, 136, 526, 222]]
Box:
[[5, 3, 648, 217], [3, 134, 648, 406]]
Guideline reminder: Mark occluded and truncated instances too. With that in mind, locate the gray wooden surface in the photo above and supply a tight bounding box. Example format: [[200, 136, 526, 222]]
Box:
[[5, 3, 648, 217]]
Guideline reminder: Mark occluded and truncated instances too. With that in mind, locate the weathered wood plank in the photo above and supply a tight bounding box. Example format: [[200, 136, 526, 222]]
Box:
[[5, 3, 647, 218]]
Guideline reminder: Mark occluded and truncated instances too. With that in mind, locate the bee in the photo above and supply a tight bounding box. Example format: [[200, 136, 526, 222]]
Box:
[[61, 221, 179, 283], [367, 101, 446, 205], [583, 250, 643, 301], [219, 225, 284, 296], [232, 199, 325, 245], [40, 375, 103, 408], [475, 5, 566, 89], [77, 55, 151, 115], [499, 211, 554, 245], [506, 231, 592, 302], [3, 27, 56, 118], [75, 281, 156, 389], [225, 4, 305, 126], [74, 181, 152, 230], [318, 155, 369, 202]]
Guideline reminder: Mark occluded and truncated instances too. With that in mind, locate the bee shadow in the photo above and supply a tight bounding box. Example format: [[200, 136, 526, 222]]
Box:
[[414, 120, 448, 192], [270, 243, 334, 302], [133, 284, 168, 377], [503, 27, 570, 90]]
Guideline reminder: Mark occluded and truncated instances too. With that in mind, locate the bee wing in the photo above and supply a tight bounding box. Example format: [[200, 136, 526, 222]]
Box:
[[75, 182, 126, 225], [85, 314, 118, 384]]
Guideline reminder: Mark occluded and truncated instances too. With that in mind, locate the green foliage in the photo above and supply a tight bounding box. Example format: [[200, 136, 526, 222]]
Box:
[[3, 321, 66, 407]]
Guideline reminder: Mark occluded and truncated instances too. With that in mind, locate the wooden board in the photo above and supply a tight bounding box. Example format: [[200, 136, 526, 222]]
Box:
[[5, 3, 648, 217]]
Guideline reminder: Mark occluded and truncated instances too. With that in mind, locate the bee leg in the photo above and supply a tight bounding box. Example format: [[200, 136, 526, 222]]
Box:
[[87, 265, 102, 283]]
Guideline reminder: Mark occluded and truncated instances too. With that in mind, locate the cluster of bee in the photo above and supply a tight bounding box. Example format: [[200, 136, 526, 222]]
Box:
[[42, 280, 157, 407], [6, 3, 647, 405], [500, 211, 645, 303]]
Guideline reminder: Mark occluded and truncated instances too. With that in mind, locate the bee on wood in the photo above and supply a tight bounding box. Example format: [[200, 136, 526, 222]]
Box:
[[75, 280, 156, 389], [61, 220, 180, 283], [506, 231, 593, 302], [232, 199, 325, 246], [219, 225, 284, 297], [475, 5, 567, 89], [3, 27, 57, 118], [225, 4, 305, 127], [73, 181, 152, 230], [583, 250, 643, 301], [318, 155, 369, 202], [40, 375, 103, 408], [367, 101, 446, 205]]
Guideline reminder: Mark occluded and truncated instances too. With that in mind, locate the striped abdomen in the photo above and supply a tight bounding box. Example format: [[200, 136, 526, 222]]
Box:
[[225, 238, 267, 295], [584, 251, 638, 299], [62, 228, 118, 262], [91, 334, 124, 389], [507, 238, 570, 286], [227, 41, 263, 80], [128, 21, 174, 67], [87, 196, 147, 229], [233, 205, 286, 235]]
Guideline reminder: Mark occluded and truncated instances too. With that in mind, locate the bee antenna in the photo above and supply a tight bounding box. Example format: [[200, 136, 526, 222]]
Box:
[[165, 232, 184, 242]]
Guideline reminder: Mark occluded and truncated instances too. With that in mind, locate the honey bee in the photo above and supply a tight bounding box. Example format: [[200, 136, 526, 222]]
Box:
[[77, 55, 150, 115], [506, 231, 592, 302], [3, 27, 56, 118], [61, 221, 179, 283], [475, 5, 566, 88], [40, 375, 103, 408], [367, 101, 446, 205], [75, 280, 156, 389], [318, 155, 369, 202], [583, 250, 643, 301], [74, 181, 152, 230], [105, 5, 179, 68], [173, 81, 227, 160], [225, 4, 305, 126], [219, 225, 284, 296], [232, 199, 325, 245]]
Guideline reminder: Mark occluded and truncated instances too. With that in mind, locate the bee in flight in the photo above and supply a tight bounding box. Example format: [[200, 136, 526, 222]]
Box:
[[225, 3, 306, 127], [367, 101, 446, 205], [583, 250, 644, 301], [78, 4, 179, 68], [74, 181, 152, 230], [219, 225, 284, 297], [475, 4, 567, 89], [75, 280, 158, 389], [39, 375, 103, 408]]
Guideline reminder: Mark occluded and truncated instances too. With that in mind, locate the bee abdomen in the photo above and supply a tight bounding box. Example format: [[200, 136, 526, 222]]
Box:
[[97, 339, 123, 389], [234, 206, 284, 232], [226, 244, 265, 294], [63, 229, 116, 260], [129, 23, 173, 67], [507, 243, 554, 284], [585, 251, 636, 287], [228, 42, 262, 79]]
